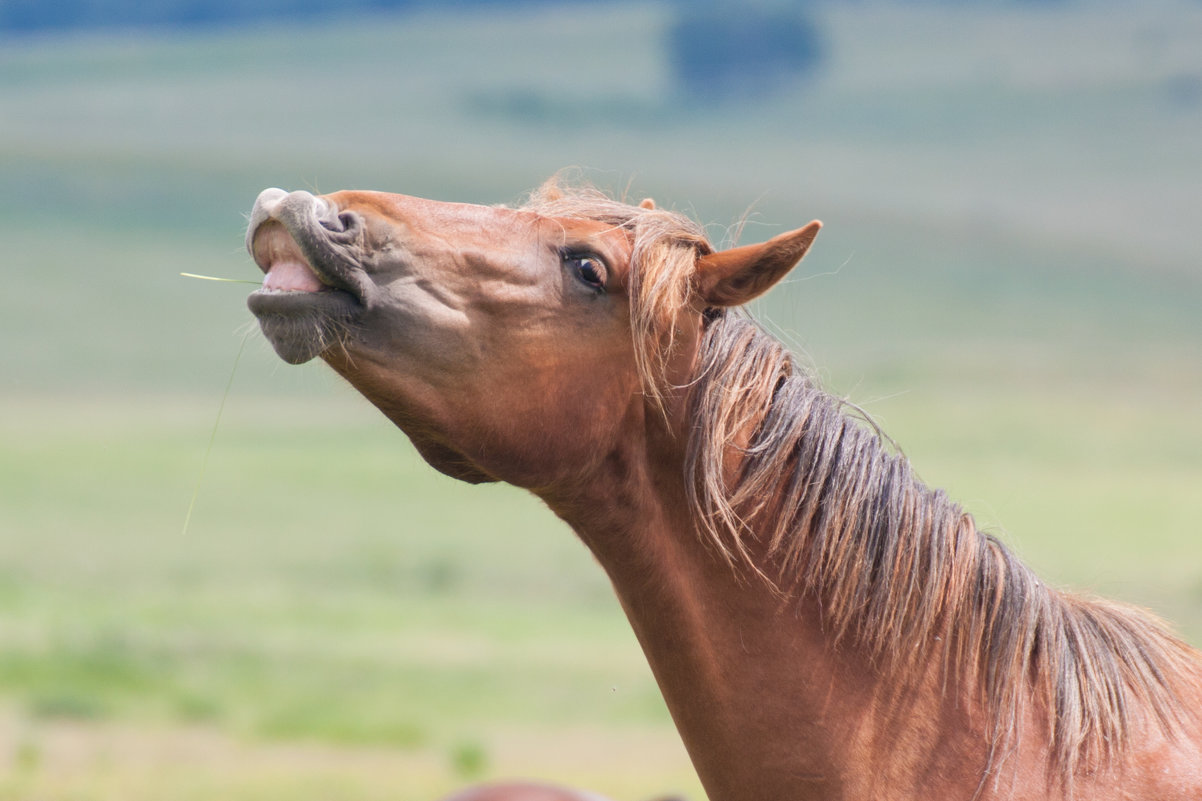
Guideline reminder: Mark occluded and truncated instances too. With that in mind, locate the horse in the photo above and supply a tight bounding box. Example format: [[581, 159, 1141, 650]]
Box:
[[244, 177, 1202, 800]]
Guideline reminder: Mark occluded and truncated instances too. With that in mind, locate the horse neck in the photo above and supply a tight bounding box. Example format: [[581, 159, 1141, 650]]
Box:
[[534, 315, 1202, 800], [539, 406, 975, 801]]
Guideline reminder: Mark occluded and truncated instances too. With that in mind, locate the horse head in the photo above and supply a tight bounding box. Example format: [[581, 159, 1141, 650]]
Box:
[[245, 182, 820, 491]]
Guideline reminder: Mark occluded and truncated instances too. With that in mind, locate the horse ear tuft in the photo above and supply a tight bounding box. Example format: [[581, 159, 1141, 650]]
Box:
[[695, 221, 822, 307]]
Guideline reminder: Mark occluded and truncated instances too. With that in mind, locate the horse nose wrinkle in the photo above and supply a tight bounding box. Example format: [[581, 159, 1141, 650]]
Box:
[[319, 210, 355, 233]]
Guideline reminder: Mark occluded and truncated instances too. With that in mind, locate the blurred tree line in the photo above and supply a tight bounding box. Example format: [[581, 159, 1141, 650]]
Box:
[[0, 0, 407, 30], [0, 0, 1061, 103], [0, 0, 1063, 35], [1, 0, 829, 104], [0, 0, 579, 32]]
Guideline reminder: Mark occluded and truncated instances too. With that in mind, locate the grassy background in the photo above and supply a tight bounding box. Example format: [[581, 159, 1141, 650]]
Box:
[[1, 2, 1200, 799]]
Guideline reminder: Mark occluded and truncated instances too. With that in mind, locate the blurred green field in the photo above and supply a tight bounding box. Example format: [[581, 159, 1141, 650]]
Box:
[[0, 398, 686, 799], [2, 3, 1201, 799]]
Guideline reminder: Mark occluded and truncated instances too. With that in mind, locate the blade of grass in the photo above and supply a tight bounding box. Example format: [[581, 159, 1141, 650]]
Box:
[[180, 272, 261, 285], [182, 330, 250, 535]]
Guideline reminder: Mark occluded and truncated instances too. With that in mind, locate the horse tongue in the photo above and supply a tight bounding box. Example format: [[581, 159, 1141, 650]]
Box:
[[263, 260, 324, 292]]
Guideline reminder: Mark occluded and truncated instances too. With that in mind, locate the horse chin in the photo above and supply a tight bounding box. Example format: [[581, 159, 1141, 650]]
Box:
[[247, 288, 361, 365]]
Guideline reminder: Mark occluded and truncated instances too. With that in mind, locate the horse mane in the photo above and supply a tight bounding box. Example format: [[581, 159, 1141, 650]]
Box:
[[523, 177, 1202, 784], [685, 312, 1202, 783]]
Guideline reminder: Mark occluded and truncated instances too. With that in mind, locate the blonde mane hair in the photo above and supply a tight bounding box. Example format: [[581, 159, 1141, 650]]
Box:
[[523, 177, 1202, 785]]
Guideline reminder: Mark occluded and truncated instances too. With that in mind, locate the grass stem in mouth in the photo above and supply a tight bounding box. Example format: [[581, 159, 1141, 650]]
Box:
[[181, 272, 261, 285]]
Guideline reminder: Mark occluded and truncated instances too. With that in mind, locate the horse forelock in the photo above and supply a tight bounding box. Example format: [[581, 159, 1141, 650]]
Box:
[[684, 312, 1202, 787]]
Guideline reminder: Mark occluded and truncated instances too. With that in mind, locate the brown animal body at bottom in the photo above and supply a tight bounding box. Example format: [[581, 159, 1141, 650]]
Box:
[[244, 178, 1202, 801], [437, 782, 689, 801], [437, 781, 616, 801], [437, 783, 687, 801]]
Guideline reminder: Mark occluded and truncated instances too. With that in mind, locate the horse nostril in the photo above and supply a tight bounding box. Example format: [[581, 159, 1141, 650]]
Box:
[[319, 210, 360, 236]]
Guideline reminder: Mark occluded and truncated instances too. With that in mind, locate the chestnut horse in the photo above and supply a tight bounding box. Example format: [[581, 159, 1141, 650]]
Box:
[[244, 178, 1202, 800]]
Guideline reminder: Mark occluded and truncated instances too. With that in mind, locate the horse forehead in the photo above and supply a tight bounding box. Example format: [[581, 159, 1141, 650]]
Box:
[[322, 190, 624, 245], [321, 190, 630, 266], [534, 215, 632, 254], [322, 189, 518, 235]]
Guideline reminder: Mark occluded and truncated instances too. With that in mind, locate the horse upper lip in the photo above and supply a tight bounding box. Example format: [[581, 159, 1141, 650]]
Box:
[[246, 188, 328, 255], [252, 222, 332, 292], [247, 189, 364, 300]]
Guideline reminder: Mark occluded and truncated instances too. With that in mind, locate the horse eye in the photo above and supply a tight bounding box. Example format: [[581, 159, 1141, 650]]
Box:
[[564, 253, 608, 293]]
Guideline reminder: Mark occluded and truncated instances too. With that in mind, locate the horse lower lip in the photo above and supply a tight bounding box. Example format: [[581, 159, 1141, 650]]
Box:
[[255, 287, 334, 295], [247, 286, 362, 365], [249, 286, 351, 304]]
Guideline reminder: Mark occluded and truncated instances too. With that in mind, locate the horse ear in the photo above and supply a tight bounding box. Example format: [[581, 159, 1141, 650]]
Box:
[[695, 221, 822, 307], [639, 197, 656, 210]]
